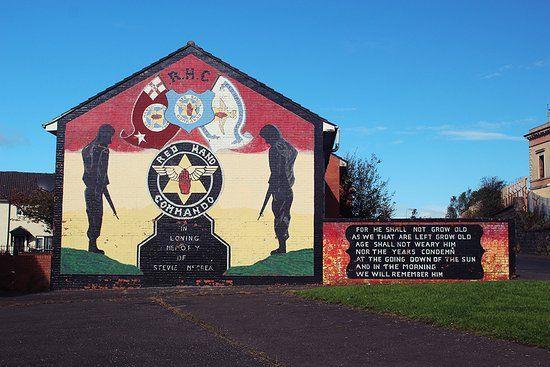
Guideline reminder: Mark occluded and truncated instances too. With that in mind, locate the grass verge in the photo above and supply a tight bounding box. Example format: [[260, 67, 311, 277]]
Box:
[[225, 249, 313, 276], [297, 281, 550, 349], [61, 248, 143, 275]]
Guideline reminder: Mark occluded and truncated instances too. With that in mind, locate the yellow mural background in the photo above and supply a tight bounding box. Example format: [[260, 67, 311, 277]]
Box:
[[61, 150, 315, 268]]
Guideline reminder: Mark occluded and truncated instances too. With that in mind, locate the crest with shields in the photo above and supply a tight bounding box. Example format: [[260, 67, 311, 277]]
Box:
[[165, 89, 215, 132]]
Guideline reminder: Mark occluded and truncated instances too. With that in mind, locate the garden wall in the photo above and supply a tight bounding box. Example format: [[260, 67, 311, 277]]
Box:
[[0, 253, 52, 292], [517, 229, 550, 256]]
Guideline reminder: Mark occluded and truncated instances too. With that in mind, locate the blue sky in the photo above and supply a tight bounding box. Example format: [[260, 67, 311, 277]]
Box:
[[1, 1, 549, 217]]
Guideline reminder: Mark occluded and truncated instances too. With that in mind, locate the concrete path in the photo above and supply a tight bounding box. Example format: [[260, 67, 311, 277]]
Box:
[[1, 286, 549, 366]]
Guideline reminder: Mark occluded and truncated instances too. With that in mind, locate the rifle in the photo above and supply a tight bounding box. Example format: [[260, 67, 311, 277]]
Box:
[[103, 187, 119, 220], [257, 186, 273, 220]]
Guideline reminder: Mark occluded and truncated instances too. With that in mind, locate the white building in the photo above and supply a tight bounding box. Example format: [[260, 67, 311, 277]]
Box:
[[0, 172, 54, 254]]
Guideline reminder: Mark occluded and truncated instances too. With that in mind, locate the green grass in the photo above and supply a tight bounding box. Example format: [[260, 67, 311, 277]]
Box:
[[225, 248, 313, 276], [298, 281, 550, 349], [61, 248, 143, 275]]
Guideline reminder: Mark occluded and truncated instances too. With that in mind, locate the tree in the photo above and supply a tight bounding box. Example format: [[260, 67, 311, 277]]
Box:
[[445, 177, 505, 218], [9, 188, 54, 231], [457, 189, 472, 215], [445, 196, 458, 219], [469, 176, 505, 217], [340, 152, 395, 220]]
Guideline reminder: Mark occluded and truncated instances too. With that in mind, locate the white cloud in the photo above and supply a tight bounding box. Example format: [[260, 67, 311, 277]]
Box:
[[0, 133, 27, 148], [440, 130, 523, 141], [415, 124, 452, 131], [475, 117, 537, 130], [480, 64, 512, 79], [395, 124, 451, 135], [342, 40, 384, 54], [480, 72, 502, 80], [481, 59, 549, 79], [331, 107, 358, 112], [394, 205, 447, 218], [520, 59, 549, 70], [418, 205, 447, 218], [389, 118, 534, 141], [343, 126, 387, 135]]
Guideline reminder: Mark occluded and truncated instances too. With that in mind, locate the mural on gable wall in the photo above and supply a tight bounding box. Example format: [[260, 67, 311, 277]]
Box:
[[60, 55, 315, 278]]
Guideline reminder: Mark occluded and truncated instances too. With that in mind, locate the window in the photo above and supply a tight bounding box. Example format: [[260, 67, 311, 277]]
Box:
[[539, 154, 545, 179], [44, 237, 53, 251], [34, 237, 52, 251], [35, 237, 44, 251]]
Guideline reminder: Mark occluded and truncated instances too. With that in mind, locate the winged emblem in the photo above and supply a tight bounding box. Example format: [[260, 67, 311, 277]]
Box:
[[153, 165, 218, 194]]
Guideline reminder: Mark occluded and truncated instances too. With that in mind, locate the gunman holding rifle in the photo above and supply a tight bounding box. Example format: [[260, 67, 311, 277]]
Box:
[[257, 124, 297, 255], [82, 124, 118, 255]]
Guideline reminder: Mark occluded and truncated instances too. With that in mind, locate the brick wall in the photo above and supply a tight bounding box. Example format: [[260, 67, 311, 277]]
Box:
[[515, 228, 550, 256], [52, 46, 324, 287], [494, 203, 550, 256], [323, 220, 510, 285], [0, 253, 52, 292], [324, 154, 342, 218]]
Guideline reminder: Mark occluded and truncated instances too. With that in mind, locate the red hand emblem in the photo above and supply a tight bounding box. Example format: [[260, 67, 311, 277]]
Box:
[[178, 169, 191, 194], [186, 103, 194, 117]]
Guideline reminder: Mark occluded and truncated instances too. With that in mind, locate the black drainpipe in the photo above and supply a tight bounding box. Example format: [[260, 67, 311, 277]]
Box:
[[5, 203, 11, 254]]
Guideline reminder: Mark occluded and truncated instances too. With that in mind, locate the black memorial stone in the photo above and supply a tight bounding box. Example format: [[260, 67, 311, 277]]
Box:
[[345, 224, 484, 279], [138, 214, 229, 280]]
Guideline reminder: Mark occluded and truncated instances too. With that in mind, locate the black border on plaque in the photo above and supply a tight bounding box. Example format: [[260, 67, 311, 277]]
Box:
[[322, 218, 514, 280], [322, 218, 512, 223], [49, 43, 331, 289]]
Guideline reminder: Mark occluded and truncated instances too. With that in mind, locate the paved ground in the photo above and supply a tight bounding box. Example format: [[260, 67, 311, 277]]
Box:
[[1, 285, 549, 367], [516, 254, 550, 280]]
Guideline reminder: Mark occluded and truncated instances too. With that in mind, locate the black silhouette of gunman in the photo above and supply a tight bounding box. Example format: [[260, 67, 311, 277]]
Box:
[[258, 124, 298, 255], [82, 124, 117, 254]]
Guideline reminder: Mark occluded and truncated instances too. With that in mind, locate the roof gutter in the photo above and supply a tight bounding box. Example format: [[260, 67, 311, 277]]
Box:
[[332, 126, 340, 152], [43, 120, 58, 135]]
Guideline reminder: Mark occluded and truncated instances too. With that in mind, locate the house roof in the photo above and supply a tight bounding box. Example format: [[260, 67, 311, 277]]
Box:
[[524, 121, 550, 140], [10, 226, 33, 237], [0, 172, 54, 201], [331, 153, 348, 166], [43, 41, 338, 135]]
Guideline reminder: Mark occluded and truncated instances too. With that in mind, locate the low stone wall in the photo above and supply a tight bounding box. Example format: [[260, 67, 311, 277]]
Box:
[[517, 229, 550, 256], [0, 253, 52, 292], [494, 200, 549, 256]]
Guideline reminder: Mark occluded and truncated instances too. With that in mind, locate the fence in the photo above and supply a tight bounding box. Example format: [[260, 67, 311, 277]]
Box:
[[502, 177, 528, 210], [501, 177, 550, 219], [528, 192, 550, 219]]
